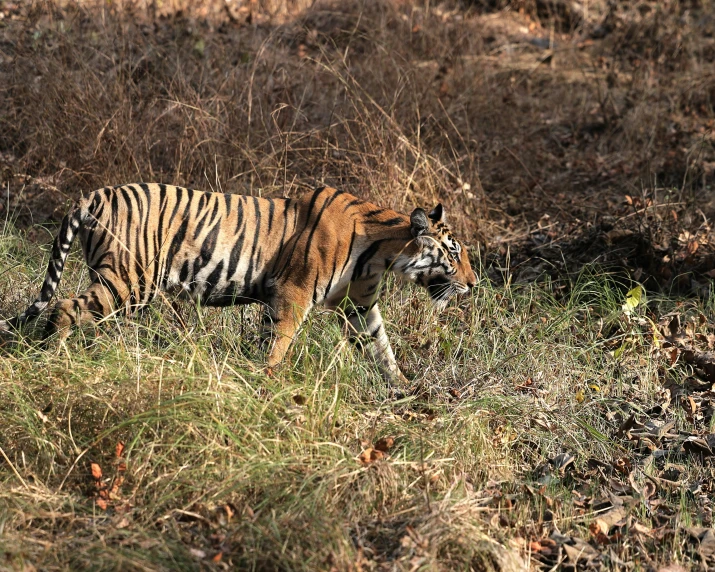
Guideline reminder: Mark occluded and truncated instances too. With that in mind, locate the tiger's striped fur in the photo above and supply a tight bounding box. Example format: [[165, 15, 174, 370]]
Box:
[[1, 184, 476, 383]]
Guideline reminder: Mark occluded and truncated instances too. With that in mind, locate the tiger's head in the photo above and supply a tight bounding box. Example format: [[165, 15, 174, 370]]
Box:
[[403, 204, 477, 307]]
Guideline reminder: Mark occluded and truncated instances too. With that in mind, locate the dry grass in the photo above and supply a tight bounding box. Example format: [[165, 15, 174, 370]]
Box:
[[0, 229, 695, 571], [0, 0, 714, 570]]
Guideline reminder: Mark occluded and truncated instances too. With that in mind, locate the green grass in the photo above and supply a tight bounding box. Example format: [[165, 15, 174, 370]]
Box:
[[0, 224, 709, 571]]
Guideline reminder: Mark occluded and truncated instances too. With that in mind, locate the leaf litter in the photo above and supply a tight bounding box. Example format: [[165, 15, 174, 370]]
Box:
[[518, 300, 715, 570]]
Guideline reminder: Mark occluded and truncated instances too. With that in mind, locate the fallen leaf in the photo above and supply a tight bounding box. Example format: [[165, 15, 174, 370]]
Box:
[[374, 437, 395, 452], [96, 498, 108, 510], [687, 395, 697, 416], [667, 347, 678, 365], [699, 529, 715, 558], [224, 504, 234, 521], [91, 463, 103, 480], [575, 389, 585, 403], [657, 565, 688, 572], [550, 452, 575, 473], [528, 540, 542, 552], [115, 442, 125, 459], [642, 481, 657, 500], [563, 539, 600, 563], [358, 448, 385, 465], [632, 521, 653, 537], [683, 436, 713, 457], [613, 457, 631, 475], [589, 520, 610, 544]]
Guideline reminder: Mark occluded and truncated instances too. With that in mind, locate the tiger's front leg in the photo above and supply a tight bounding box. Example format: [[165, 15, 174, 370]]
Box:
[[343, 302, 408, 386]]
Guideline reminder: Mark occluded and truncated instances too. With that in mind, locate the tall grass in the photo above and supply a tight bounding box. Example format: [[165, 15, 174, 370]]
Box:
[[1, 221, 697, 570]]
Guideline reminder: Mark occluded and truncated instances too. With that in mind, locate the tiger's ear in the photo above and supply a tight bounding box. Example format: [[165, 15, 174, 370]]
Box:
[[410, 208, 429, 238], [428, 204, 445, 224]]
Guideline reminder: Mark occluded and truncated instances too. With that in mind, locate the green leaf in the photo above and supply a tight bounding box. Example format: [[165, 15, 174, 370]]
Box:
[[622, 284, 643, 314], [613, 342, 626, 359]]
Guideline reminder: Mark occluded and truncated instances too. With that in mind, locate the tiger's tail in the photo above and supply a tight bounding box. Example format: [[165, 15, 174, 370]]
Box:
[[0, 206, 83, 332]]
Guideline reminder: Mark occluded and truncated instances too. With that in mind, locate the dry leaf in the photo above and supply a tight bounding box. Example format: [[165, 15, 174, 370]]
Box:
[[589, 520, 611, 544], [95, 498, 108, 510], [613, 457, 631, 475], [550, 452, 575, 473], [699, 529, 715, 558], [224, 504, 234, 521], [528, 540, 542, 552], [687, 395, 698, 415], [683, 436, 713, 457], [667, 347, 678, 366], [632, 522, 653, 537], [642, 481, 657, 500], [358, 448, 385, 465], [657, 565, 687, 572], [91, 463, 103, 480], [115, 442, 125, 458], [374, 437, 395, 452]]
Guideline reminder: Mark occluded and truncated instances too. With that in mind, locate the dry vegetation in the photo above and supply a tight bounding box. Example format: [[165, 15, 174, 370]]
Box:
[[0, 0, 714, 570]]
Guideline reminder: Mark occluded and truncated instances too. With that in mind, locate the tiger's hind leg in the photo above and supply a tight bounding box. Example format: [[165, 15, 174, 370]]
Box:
[[263, 292, 313, 370], [44, 278, 128, 342]]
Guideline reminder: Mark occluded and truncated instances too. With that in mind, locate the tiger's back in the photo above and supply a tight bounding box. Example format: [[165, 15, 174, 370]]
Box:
[[80, 183, 299, 308]]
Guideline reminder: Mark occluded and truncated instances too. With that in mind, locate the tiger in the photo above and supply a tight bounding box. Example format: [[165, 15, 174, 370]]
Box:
[[0, 184, 477, 384]]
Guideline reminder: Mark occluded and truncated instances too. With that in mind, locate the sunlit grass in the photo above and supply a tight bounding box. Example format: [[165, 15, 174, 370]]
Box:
[[1, 224, 707, 570]]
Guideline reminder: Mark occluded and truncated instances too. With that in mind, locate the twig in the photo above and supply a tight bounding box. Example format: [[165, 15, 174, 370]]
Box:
[[0, 445, 29, 490]]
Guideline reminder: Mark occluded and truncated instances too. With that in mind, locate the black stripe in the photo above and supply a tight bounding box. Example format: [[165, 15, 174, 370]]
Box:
[[303, 193, 332, 264], [139, 183, 152, 301], [226, 197, 246, 280], [337, 220, 358, 280], [352, 240, 383, 281], [271, 200, 292, 273], [267, 198, 275, 233], [376, 217, 404, 227], [154, 184, 169, 289], [203, 259, 225, 299], [192, 201, 211, 239], [243, 196, 262, 289], [165, 218, 189, 277], [343, 198, 363, 212], [192, 221, 221, 277], [324, 255, 339, 299]]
